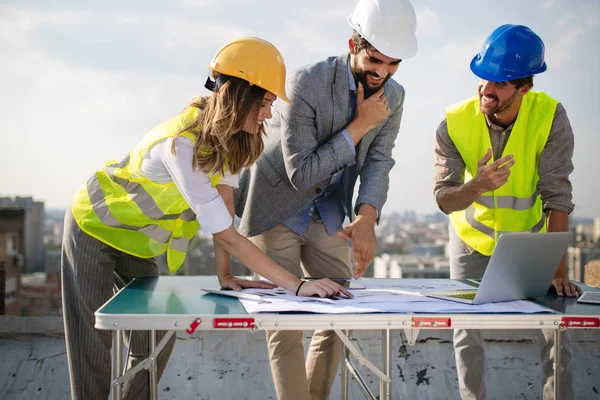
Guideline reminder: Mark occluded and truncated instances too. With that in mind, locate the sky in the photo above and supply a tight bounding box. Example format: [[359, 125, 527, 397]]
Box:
[[1, 0, 599, 217]]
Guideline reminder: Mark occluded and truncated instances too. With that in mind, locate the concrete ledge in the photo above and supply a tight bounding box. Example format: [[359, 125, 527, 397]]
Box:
[[1, 317, 599, 399], [0, 316, 64, 335]]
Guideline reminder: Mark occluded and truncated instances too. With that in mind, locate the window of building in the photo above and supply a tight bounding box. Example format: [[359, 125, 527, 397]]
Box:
[[6, 233, 18, 255]]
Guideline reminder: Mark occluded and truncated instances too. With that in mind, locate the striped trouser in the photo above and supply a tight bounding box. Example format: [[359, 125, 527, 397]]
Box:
[[61, 209, 176, 400]]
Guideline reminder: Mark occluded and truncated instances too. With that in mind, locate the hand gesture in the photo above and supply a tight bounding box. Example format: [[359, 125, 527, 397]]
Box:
[[338, 217, 376, 279], [218, 273, 277, 292], [472, 149, 515, 193], [551, 277, 582, 297], [297, 279, 353, 298], [355, 82, 390, 133]]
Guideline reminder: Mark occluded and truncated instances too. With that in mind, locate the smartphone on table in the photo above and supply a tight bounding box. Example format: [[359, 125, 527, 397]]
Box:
[[576, 291, 600, 305]]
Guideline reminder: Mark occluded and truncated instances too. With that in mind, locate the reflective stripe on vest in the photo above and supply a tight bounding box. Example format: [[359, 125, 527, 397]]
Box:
[[102, 156, 196, 222], [446, 91, 558, 255], [464, 204, 546, 240], [474, 193, 537, 210], [72, 106, 223, 273]]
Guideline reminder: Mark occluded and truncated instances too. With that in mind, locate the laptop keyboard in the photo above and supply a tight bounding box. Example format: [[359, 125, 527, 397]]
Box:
[[450, 292, 477, 300]]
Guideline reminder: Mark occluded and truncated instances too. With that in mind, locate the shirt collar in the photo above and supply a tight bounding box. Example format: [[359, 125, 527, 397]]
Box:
[[347, 56, 356, 93], [484, 114, 515, 132]]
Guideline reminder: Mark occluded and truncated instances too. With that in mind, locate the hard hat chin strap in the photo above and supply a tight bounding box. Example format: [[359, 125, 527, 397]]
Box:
[[204, 75, 232, 93], [204, 77, 217, 92]]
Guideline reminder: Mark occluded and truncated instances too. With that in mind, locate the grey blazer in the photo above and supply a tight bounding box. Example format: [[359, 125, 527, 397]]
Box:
[[234, 53, 405, 237]]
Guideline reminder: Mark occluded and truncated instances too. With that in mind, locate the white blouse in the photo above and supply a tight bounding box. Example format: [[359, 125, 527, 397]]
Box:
[[140, 136, 237, 235]]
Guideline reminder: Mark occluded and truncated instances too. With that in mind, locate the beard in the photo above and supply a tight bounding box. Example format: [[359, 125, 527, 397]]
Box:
[[479, 88, 519, 115], [353, 67, 392, 98]]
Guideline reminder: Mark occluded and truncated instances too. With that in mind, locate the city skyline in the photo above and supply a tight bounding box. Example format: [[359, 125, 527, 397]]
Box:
[[1, 0, 599, 217]]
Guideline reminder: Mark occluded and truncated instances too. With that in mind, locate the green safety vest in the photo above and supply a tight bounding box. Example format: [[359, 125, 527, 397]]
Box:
[[72, 106, 222, 273], [446, 91, 558, 255]]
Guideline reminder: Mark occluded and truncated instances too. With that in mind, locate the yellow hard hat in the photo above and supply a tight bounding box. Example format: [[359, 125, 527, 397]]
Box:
[[207, 37, 291, 104]]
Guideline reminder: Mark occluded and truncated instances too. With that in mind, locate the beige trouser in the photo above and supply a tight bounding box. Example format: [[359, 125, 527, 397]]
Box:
[[250, 216, 353, 400]]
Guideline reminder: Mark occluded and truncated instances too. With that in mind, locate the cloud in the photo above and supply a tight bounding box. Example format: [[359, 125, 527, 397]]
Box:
[[0, 5, 86, 47], [0, 0, 356, 209], [0, 36, 205, 209], [0, 2, 355, 77], [0, 3, 253, 76], [416, 7, 442, 37], [583, 3, 600, 27], [256, 4, 351, 69], [545, 27, 585, 68], [180, 0, 222, 9], [557, 13, 577, 29], [434, 37, 484, 72], [0, 44, 186, 131], [543, 0, 558, 9]]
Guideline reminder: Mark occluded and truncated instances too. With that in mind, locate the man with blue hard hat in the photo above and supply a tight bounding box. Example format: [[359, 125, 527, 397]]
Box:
[[433, 24, 582, 399]]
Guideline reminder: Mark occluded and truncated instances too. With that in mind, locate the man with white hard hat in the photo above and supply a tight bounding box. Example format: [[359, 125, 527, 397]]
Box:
[[234, 0, 417, 398]]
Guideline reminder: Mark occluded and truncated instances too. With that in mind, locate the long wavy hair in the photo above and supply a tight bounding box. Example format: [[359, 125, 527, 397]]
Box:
[[172, 74, 267, 175]]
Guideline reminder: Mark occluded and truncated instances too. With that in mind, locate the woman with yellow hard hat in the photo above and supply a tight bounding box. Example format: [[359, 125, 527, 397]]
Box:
[[61, 37, 351, 400]]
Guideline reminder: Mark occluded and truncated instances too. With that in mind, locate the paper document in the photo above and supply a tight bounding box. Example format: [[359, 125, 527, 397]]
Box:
[[201, 279, 554, 315], [201, 288, 272, 302], [201, 287, 357, 304], [359, 278, 477, 293], [239, 297, 553, 314]]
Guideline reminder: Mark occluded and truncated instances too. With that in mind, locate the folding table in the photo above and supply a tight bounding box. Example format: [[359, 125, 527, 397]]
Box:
[[95, 276, 600, 400]]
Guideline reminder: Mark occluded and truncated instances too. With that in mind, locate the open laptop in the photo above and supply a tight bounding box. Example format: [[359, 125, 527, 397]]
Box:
[[425, 232, 571, 305]]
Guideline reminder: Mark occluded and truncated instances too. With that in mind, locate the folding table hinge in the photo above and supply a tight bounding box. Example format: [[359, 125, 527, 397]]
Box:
[[403, 328, 420, 346], [186, 318, 202, 334], [213, 318, 255, 329], [334, 329, 391, 384], [412, 317, 451, 328], [561, 317, 600, 328]]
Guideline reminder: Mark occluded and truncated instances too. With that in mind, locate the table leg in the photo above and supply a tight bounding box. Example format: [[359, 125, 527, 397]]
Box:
[[337, 330, 377, 399], [379, 330, 391, 400], [386, 329, 392, 400], [343, 357, 377, 400], [149, 330, 158, 400], [111, 330, 123, 400], [341, 330, 349, 400], [554, 328, 563, 400]]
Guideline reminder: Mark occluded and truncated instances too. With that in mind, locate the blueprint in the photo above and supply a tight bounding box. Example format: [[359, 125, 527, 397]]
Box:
[[201, 279, 554, 314]]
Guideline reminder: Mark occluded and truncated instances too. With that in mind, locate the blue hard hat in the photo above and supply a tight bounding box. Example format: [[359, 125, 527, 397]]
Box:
[[470, 24, 547, 82]]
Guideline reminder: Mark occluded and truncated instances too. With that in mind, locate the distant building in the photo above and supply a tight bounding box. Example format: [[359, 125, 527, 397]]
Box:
[[20, 272, 62, 317], [584, 260, 600, 287], [374, 254, 449, 279], [408, 243, 445, 257], [43, 209, 66, 246], [0, 197, 45, 273], [594, 216, 600, 243], [567, 246, 600, 283], [44, 249, 61, 284], [575, 224, 587, 243], [44, 221, 64, 246], [0, 208, 26, 315]]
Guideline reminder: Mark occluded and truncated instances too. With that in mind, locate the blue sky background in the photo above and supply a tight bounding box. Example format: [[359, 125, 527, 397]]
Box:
[[1, 0, 599, 217]]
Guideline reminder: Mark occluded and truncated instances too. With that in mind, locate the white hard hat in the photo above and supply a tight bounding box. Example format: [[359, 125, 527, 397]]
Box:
[[347, 0, 418, 60]]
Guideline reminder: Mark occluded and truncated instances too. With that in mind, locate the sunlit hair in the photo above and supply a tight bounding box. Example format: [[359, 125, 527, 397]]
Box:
[[172, 73, 267, 175], [351, 30, 376, 53], [510, 76, 534, 89]]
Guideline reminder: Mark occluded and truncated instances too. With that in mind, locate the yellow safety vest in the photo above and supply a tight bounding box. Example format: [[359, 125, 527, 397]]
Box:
[[72, 106, 222, 273], [446, 91, 558, 255]]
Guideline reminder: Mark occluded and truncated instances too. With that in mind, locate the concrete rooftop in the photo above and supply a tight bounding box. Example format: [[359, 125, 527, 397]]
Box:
[[1, 316, 599, 399]]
